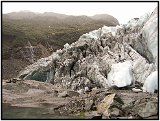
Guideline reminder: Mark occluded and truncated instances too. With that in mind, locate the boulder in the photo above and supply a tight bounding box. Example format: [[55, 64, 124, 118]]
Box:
[[97, 93, 116, 117], [138, 101, 158, 118], [97, 93, 123, 117]]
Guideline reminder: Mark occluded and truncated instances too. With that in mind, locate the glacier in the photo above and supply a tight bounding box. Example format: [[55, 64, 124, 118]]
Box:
[[17, 8, 158, 93]]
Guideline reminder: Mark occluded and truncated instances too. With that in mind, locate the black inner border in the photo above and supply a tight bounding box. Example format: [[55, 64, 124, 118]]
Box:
[[1, 1, 159, 120]]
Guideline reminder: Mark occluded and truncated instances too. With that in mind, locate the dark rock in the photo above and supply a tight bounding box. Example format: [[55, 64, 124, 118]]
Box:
[[85, 111, 101, 119], [6, 80, 11, 83], [91, 116, 102, 119], [7, 78, 22, 83]]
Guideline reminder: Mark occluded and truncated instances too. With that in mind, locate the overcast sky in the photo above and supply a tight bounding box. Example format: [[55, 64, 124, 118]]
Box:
[[2, 2, 157, 24]]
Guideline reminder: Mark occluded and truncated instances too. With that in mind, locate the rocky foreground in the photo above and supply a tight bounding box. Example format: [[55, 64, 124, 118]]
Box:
[[2, 80, 158, 119], [2, 7, 158, 119]]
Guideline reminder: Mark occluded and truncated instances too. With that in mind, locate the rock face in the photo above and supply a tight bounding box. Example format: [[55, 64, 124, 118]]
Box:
[[18, 8, 158, 93]]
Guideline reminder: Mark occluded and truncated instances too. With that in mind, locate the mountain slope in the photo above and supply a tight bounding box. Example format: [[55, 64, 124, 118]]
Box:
[[91, 14, 119, 26]]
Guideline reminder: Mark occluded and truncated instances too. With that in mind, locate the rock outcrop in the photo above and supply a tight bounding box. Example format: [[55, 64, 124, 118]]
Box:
[[18, 7, 158, 93]]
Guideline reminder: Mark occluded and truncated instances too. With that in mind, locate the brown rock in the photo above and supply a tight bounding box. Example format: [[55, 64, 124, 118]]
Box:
[[97, 93, 115, 117]]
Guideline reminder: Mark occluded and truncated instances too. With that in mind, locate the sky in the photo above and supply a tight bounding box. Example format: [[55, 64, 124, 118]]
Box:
[[2, 2, 157, 24]]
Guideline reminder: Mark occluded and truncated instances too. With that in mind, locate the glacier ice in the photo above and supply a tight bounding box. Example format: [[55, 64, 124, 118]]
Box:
[[17, 8, 157, 93], [126, 12, 151, 29], [142, 8, 158, 65], [107, 61, 133, 87], [142, 71, 158, 93], [18, 52, 60, 82], [79, 25, 124, 41]]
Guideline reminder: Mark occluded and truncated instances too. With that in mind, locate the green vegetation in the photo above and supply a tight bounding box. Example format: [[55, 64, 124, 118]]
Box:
[[2, 12, 119, 56]]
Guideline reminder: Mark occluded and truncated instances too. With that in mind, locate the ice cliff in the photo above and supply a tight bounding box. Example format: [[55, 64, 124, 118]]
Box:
[[18, 7, 158, 93]]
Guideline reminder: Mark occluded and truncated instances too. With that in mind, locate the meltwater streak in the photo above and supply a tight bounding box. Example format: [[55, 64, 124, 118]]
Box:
[[28, 41, 35, 63]]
